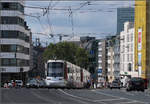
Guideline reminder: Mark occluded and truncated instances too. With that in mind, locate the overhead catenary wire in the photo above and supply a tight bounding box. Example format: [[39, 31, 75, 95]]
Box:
[[68, 6, 74, 38], [46, 1, 60, 34], [24, 1, 134, 10], [46, 2, 53, 34], [24, 1, 135, 44], [24, 5, 134, 15]]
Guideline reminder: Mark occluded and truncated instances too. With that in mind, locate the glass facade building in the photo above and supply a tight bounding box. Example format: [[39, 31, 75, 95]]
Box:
[[117, 7, 134, 34]]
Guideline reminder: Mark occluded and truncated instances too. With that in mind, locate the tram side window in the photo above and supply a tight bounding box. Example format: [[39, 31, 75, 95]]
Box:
[[68, 68, 71, 73]]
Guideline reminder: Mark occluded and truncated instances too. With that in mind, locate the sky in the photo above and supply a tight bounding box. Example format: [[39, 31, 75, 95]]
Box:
[[24, 1, 134, 45]]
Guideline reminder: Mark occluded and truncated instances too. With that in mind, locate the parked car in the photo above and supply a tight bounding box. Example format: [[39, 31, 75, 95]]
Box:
[[26, 79, 39, 88], [110, 80, 121, 89], [38, 80, 46, 88], [126, 77, 145, 92], [15, 80, 23, 87]]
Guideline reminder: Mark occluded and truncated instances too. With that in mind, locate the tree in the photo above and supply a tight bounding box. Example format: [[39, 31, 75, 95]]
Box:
[[43, 42, 89, 69]]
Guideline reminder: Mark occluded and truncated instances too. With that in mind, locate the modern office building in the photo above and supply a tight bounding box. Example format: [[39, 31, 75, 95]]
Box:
[[0, 1, 32, 83], [134, 0, 150, 88], [117, 7, 134, 34]]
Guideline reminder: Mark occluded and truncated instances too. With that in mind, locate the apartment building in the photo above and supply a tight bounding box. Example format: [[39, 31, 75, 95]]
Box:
[[120, 22, 137, 78]]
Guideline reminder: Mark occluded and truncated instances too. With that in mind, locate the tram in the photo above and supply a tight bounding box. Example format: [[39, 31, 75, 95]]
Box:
[[44, 60, 90, 88]]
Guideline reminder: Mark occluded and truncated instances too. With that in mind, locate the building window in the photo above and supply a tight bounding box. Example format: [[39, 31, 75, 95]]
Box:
[[127, 45, 129, 52], [108, 64, 111, 69], [123, 45, 125, 53], [99, 64, 102, 68], [11, 45, 17, 52], [131, 33, 133, 42], [127, 54, 129, 61], [1, 45, 11, 52], [1, 45, 16, 52], [2, 3, 10, 9], [1, 31, 18, 38], [0, 30, 30, 42], [123, 54, 125, 62], [130, 54, 133, 62], [0, 2, 24, 13], [1, 45, 29, 54], [128, 63, 132, 71], [1, 58, 29, 66], [10, 59, 17, 66], [127, 34, 129, 42], [131, 44, 133, 52], [2, 59, 9, 66], [1, 17, 24, 27]]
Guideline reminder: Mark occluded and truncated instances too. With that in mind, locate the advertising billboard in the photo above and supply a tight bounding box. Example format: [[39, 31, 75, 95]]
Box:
[[138, 28, 142, 51], [138, 52, 142, 65]]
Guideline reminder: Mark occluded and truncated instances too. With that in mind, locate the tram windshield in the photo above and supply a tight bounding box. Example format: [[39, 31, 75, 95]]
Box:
[[47, 62, 64, 77]]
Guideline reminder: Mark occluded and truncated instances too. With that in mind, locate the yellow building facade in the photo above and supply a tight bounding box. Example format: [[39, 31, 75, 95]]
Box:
[[135, 0, 150, 87]]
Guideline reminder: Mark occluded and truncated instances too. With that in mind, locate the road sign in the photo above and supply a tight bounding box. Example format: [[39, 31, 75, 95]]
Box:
[[97, 69, 102, 73]]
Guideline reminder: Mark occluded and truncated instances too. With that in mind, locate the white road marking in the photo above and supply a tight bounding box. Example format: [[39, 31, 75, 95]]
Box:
[[117, 100, 146, 104], [91, 90, 147, 104], [124, 92, 135, 96], [94, 98, 126, 102], [91, 90, 123, 99], [58, 89, 107, 104], [116, 100, 139, 104]]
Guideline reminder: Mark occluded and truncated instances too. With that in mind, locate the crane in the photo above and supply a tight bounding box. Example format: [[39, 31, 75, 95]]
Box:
[[33, 32, 73, 42], [33, 32, 113, 43]]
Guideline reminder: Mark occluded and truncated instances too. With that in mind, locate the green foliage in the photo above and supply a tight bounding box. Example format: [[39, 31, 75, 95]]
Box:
[[43, 42, 89, 68]]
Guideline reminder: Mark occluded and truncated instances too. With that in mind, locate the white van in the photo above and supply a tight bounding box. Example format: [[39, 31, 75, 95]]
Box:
[[15, 80, 23, 87]]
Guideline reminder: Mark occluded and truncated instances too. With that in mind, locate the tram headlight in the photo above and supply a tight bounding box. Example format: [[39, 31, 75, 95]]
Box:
[[59, 78, 63, 80], [47, 78, 51, 80]]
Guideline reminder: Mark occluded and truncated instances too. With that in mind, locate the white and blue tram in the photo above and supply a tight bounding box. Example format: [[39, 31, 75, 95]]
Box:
[[44, 60, 90, 88]]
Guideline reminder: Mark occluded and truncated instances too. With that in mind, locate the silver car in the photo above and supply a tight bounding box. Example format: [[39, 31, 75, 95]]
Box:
[[110, 80, 121, 89]]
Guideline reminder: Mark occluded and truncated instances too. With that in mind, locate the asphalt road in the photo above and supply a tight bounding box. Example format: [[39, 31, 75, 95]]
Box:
[[0, 88, 150, 104]]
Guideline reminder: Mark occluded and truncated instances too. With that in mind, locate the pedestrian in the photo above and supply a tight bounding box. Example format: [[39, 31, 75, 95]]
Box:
[[92, 79, 94, 88], [87, 77, 91, 88], [4, 82, 8, 88], [13, 80, 16, 88], [8, 81, 12, 88], [95, 80, 98, 88]]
